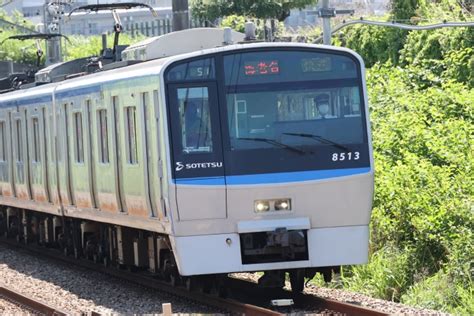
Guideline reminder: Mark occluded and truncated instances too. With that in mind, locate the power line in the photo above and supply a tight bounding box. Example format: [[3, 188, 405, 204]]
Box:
[[0, 18, 40, 34], [315, 18, 474, 44]]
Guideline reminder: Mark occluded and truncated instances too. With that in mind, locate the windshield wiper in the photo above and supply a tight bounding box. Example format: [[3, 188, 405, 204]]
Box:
[[283, 133, 350, 152], [237, 137, 307, 155]]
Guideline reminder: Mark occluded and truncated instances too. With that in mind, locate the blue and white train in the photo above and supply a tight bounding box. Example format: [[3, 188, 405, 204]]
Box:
[[0, 28, 373, 291]]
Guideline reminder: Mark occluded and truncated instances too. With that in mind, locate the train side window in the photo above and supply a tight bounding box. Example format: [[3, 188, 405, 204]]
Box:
[[0, 121, 5, 162], [97, 109, 109, 163], [125, 106, 138, 164], [32, 117, 41, 163], [15, 119, 23, 162], [73, 112, 84, 163]]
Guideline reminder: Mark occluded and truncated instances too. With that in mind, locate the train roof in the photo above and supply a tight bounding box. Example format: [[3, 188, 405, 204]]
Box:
[[0, 39, 364, 107]]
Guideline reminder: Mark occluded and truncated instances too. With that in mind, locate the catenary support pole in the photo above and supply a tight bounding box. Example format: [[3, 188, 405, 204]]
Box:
[[321, 0, 332, 45], [172, 0, 189, 31]]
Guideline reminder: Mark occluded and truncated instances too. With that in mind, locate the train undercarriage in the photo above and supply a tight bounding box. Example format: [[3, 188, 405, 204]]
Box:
[[0, 206, 338, 293]]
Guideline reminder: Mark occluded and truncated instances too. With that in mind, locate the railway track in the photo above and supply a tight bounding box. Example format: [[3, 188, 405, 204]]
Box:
[[0, 285, 67, 316], [225, 277, 390, 315], [0, 237, 389, 315]]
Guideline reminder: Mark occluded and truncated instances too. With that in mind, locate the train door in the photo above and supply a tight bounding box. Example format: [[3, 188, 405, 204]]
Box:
[[152, 90, 168, 219], [69, 99, 94, 209], [11, 109, 29, 200], [47, 104, 60, 206], [57, 102, 75, 206], [27, 106, 50, 203], [141, 92, 158, 217], [114, 91, 149, 217], [167, 83, 226, 221], [111, 96, 126, 212], [94, 99, 120, 213]]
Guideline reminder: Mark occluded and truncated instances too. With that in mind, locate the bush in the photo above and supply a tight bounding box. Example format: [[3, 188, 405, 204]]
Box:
[[0, 10, 42, 66], [342, 246, 413, 301], [220, 15, 285, 40], [337, 0, 474, 87], [339, 62, 474, 314], [64, 33, 145, 61], [401, 269, 474, 314]]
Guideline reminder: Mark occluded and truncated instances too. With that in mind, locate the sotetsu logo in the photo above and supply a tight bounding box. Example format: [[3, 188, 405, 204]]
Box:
[[175, 161, 223, 171]]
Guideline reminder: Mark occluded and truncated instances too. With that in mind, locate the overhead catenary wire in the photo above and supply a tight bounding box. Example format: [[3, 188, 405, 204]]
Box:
[[314, 18, 474, 43]]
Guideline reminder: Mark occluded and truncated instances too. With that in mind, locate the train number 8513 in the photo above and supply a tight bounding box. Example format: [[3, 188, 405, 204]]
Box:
[[332, 152, 360, 161]]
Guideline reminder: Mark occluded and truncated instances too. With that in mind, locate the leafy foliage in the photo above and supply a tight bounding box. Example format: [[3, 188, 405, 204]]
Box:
[[342, 246, 413, 301], [336, 23, 408, 66], [391, 0, 421, 20], [0, 9, 41, 66], [190, 0, 318, 22], [0, 28, 42, 65], [64, 33, 145, 61], [221, 15, 285, 40], [0, 9, 145, 66], [336, 0, 474, 85], [329, 2, 474, 311], [340, 62, 474, 313]]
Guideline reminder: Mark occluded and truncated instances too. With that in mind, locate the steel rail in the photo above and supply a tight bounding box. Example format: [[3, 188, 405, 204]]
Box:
[[0, 237, 391, 315], [226, 276, 390, 316], [0, 237, 281, 316], [0, 285, 68, 316]]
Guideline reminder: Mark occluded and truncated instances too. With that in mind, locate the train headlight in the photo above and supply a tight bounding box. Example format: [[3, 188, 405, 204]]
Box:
[[274, 199, 291, 211], [255, 201, 270, 212]]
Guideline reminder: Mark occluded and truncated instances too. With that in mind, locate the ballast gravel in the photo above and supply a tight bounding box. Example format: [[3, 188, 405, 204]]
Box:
[[231, 273, 448, 315], [0, 245, 220, 314], [0, 244, 449, 315], [0, 296, 31, 314]]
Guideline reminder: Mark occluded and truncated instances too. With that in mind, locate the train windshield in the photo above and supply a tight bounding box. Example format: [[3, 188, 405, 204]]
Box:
[[222, 50, 369, 175], [225, 51, 363, 149]]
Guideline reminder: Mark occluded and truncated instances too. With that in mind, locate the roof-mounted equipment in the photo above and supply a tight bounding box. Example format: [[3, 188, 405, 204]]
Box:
[[0, 33, 70, 92], [122, 28, 245, 62]]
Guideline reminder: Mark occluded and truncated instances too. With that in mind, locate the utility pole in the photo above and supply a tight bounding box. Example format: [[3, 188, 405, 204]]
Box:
[[321, 0, 331, 45], [43, 0, 63, 65], [310, 1, 354, 45], [172, 0, 189, 31]]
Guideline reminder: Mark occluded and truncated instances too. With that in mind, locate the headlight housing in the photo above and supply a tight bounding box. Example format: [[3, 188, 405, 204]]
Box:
[[255, 200, 270, 212], [254, 199, 292, 212], [274, 199, 291, 211]]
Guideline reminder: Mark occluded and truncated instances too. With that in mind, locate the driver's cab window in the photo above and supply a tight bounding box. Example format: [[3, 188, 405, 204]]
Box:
[[177, 87, 213, 154]]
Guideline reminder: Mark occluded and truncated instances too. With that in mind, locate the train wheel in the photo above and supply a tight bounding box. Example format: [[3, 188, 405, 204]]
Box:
[[289, 269, 305, 292]]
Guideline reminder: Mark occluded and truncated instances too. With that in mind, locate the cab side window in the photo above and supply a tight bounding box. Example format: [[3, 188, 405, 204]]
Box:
[[176, 87, 213, 154]]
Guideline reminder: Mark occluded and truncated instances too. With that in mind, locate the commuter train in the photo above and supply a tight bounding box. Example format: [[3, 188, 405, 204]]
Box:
[[0, 28, 373, 291]]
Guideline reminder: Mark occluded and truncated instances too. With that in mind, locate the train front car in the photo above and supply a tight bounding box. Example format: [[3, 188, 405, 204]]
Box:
[[164, 43, 373, 291]]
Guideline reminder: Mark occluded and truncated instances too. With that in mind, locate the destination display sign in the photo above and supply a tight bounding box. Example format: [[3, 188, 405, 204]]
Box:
[[244, 60, 280, 76]]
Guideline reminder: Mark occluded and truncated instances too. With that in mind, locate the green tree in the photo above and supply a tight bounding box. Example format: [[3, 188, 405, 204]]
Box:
[[336, 0, 473, 70], [190, 0, 317, 22], [391, 0, 421, 20]]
